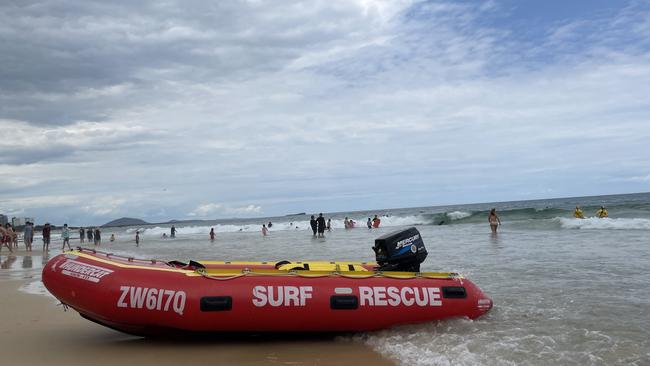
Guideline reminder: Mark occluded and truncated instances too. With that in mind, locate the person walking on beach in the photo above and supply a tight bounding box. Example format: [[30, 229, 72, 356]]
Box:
[[79, 227, 85, 243], [596, 206, 608, 218], [1, 225, 13, 253], [316, 213, 326, 238], [262, 224, 269, 236], [23, 222, 33, 252], [61, 224, 72, 252], [310, 215, 317, 236], [94, 228, 101, 246], [488, 209, 501, 234], [170, 226, 176, 238], [3, 224, 16, 250], [210, 228, 215, 241], [42, 223, 51, 252], [135, 231, 140, 246], [8, 224, 18, 249]]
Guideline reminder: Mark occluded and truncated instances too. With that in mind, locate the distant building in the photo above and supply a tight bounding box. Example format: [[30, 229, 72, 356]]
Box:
[[12, 217, 26, 227], [11, 217, 34, 227], [0, 214, 7, 226]]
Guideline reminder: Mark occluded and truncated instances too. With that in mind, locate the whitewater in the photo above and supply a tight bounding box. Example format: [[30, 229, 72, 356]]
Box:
[[4, 192, 650, 365]]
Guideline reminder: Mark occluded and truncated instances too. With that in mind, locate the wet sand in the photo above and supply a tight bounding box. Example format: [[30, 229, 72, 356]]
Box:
[[0, 277, 394, 366]]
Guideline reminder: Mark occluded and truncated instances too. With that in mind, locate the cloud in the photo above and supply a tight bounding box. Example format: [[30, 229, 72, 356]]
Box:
[[188, 203, 262, 218], [618, 174, 650, 182], [0, 119, 158, 164]]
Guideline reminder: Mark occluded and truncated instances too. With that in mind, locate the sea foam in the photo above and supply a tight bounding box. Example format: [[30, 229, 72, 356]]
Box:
[[558, 217, 650, 230], [129, 215, 432, 237]]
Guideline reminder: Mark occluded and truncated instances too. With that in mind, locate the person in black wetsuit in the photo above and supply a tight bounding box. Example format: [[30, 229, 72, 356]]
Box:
[[316, 213, 326, 238], [94, 228, 101, 246], [309, 215, 317, 237], [170, 226, 176, 238]]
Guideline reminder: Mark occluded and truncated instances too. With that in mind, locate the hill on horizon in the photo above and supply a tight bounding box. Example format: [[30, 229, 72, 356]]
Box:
[[102, 217, 149, 227]]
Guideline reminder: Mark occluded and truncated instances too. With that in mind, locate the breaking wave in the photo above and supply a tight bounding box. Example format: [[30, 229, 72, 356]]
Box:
[[558, 217, 650, 230], [114, 199, 650, 235]]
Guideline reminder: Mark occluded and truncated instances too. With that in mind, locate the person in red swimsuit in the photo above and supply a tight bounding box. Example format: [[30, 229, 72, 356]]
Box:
[[1, 224, 14, 253]]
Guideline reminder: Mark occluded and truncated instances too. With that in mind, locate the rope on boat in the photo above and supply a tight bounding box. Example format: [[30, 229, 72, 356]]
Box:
[[72, 247, 462, 281], [196, 268, 460, 281], [74, 247, 173, 267]]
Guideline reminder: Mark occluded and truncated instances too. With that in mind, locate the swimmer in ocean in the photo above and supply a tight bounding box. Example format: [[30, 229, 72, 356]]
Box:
[[488, 208, 501, 234], [574, 206, 585, 219]]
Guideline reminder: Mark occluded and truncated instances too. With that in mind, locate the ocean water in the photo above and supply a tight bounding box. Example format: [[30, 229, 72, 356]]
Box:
[[2, 192, 650, 365]]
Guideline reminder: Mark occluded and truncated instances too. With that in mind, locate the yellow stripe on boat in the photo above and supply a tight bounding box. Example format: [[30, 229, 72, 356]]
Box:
[[68, 250, 461, 280]]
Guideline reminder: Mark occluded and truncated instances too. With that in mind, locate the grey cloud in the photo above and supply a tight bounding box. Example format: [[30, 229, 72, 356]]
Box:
[[1, 0, 388, 124]]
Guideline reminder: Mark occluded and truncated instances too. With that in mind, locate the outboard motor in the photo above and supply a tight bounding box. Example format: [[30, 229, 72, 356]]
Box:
[[373, 227, 428, 272]]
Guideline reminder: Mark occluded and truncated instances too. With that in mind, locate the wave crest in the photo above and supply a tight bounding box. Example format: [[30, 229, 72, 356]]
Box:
[[558, 217, 650, 230]]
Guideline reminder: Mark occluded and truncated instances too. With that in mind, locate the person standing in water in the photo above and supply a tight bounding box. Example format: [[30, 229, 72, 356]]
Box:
[[23, 222, 33, 252], [61, 224, 71, 251], [87, 228, 93, 243], [79, 227, 85, 243], [110, 234, 115, 242], [42, 223, 51, 252], [574, 206, 585, 219], [310, 215, 317, 236], [135, 231, 140, 246], [372, 215, 381, 228], [316, 213, 326, 238], [170, 226, 176, 238], [326, 218, 331, 231], [210, 228, 215, 241], [94, 228, 101, 246], [367, 218, 372, 229], [262, 224, 269, 236], [596, 206, 608, 218], [488, 209, 501, 234]]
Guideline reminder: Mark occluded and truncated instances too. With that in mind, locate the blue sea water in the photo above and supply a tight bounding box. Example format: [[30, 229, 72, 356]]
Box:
[[2, 192, 650, 365]]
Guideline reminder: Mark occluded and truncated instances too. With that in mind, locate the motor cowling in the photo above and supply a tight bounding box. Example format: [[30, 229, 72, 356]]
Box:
[[373, 227, 428, 272]]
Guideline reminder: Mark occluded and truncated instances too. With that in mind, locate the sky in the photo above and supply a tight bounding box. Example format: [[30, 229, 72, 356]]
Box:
[[1, 0, 650, 225]]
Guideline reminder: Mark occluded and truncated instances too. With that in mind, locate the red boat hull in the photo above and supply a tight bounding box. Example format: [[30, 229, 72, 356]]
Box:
[[42, 251, 492, 336]]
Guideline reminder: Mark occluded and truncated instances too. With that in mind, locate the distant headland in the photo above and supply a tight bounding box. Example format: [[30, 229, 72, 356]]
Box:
[[101, 217, 150, 227]]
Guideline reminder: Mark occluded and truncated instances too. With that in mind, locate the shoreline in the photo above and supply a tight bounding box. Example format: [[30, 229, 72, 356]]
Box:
[[0, 262, 395, 366]]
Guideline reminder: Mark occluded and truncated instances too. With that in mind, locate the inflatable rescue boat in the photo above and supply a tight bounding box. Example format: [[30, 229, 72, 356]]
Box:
[[42, 228, 492, 336]]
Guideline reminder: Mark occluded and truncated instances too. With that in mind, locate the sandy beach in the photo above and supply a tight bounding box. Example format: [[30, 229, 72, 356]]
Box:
[[0, 254, 395, 366]]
